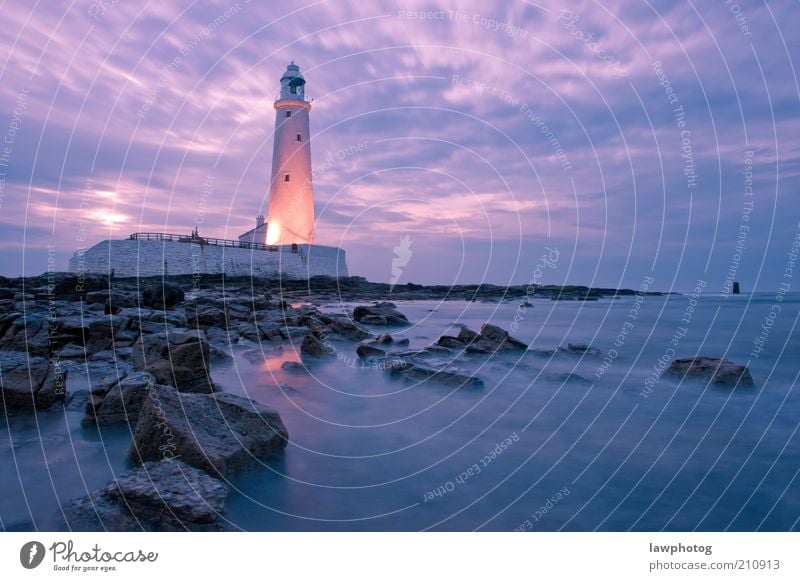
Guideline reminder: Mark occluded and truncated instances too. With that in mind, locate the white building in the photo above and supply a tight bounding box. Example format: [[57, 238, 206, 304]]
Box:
[[70, 62, 348, 279]]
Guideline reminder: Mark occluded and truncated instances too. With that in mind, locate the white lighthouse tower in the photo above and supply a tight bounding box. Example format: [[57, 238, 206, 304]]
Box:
[[263, 61, 315, 246]]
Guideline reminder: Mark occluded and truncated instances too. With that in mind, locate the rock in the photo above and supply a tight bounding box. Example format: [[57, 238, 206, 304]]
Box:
[[51, 274, 108, 300], [186, 303, 227, 330], [0, 313, 51, 354], [57, 343, 86, 358], [129, 386, 289, 478], [546, 372, 593, 386], [559, 343, 602, 356], [60, 313, 127, 353], [65, 390, 90, 412], [436, 335, 465, 349], [280, 325, 311, 340], [387, 359, 484, 388], [356, 343, 385, 359], [58, 490, 144, 532], [441, 324, 527, 354], [86, 289, 137, 309], [327, 317, 371, 340], [281, 361, 306, 371], [105, 459, 228, 528], [88, 372, 158, 426], [664, 357, 754, 387], [353, 302, 410, 326], [58, 459, 227, 532], [478, 324, 528, 350], [457, 327, 480, 343], [132, 334, 215, 393], [301, 334, 332, 357], [0, 353, 66, 410], [141, 282, 184, 310], [36, 365, 69, 408]]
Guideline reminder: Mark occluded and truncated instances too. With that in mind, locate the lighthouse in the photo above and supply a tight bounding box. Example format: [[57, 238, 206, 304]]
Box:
[[67, 61, 348, 280], [263, 62, 316, 246]]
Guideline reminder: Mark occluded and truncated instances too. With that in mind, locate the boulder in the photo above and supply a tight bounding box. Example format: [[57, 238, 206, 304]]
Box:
[[436, 335, 465, 349], [353, 302, 409, 326], [132, 334, 215, 393], [281, 361, 306, 371], [58, 313, 126, 353], [141, 282, 184, 310], [0, 312, 51, 354], [301, 334, 332, 357], [439, 324, 527, 354], [0, 353, 67, 410], [327, 317, 371, 340], [105, 459, 228, 528], [186, 302, 227, 330], [559, 343, 602, 356], [87, 371, 157, 427], [51, 274, 108, 300], [387, 359, 484, 389], [129, 386, 289, 478], [478, 324, 528, 350], [58, 459, 227, 532], [664, 357, 754, 387], [58, 490, 143, 532], [356, 343, 386, 359]]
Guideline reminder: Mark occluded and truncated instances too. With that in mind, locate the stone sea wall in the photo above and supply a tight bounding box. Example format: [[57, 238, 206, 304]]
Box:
[[68, 239, 348, 279]]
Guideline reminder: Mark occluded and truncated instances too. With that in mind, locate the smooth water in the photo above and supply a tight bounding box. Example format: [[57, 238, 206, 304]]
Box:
[[2, 293, 798, 531]]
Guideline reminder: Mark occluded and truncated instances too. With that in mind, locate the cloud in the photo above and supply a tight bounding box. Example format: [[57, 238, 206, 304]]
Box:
[[0, 0, 797, 290]]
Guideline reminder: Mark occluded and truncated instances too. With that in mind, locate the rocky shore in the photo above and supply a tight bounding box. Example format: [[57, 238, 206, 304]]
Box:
[[0, 272, 752, 531]]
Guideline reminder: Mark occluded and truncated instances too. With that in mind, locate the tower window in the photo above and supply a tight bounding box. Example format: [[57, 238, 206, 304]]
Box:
[[284, 174, 290, 182], [285, 111, 291, 117], [296, 133, 302, 141]]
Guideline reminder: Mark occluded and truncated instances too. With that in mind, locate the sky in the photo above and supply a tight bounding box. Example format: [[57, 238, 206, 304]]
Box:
[[0, 0, 797, 291]]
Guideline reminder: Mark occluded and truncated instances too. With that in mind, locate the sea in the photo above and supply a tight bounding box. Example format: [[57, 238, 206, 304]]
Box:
[[2, 292, 798, 531]]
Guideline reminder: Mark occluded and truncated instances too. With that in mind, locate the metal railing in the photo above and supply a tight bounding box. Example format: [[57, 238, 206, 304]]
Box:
[[128, 232, 280, 252]]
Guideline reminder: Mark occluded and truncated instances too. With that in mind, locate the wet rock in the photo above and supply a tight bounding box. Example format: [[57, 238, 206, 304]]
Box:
[[281, 360, 306, 371], [439, 324, 527, 354], [327, 317, 371, 340], [356, 343, 385, 359], [57, 343, 86, 359], [664, 357, 754, 387], [387, 359, 484, 388], [436, 335, 465, 349], [129, 385, 289, 478], [280, 325, 311, 340], [59, 313, 127, 354], [559, 343, 602, 356], [186, 303, 227, 330], [141, 282, 184, 310], [37, 366, 69, 408], [0, 313, 51, 354], [58, 490, 144, 532], [58, 459, 227, 532], [132, 333, 215, 393], [353, 302, 409, 326], [105, 459, 228, 529], [546, 372, 593, 386], [478, 324, 528, 350], [51, 274, 108, 300], [87, 371, 158, 427], [65, 389, 90, 412], [301, 334, 331, 357], [0, 353, 67, 410]]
